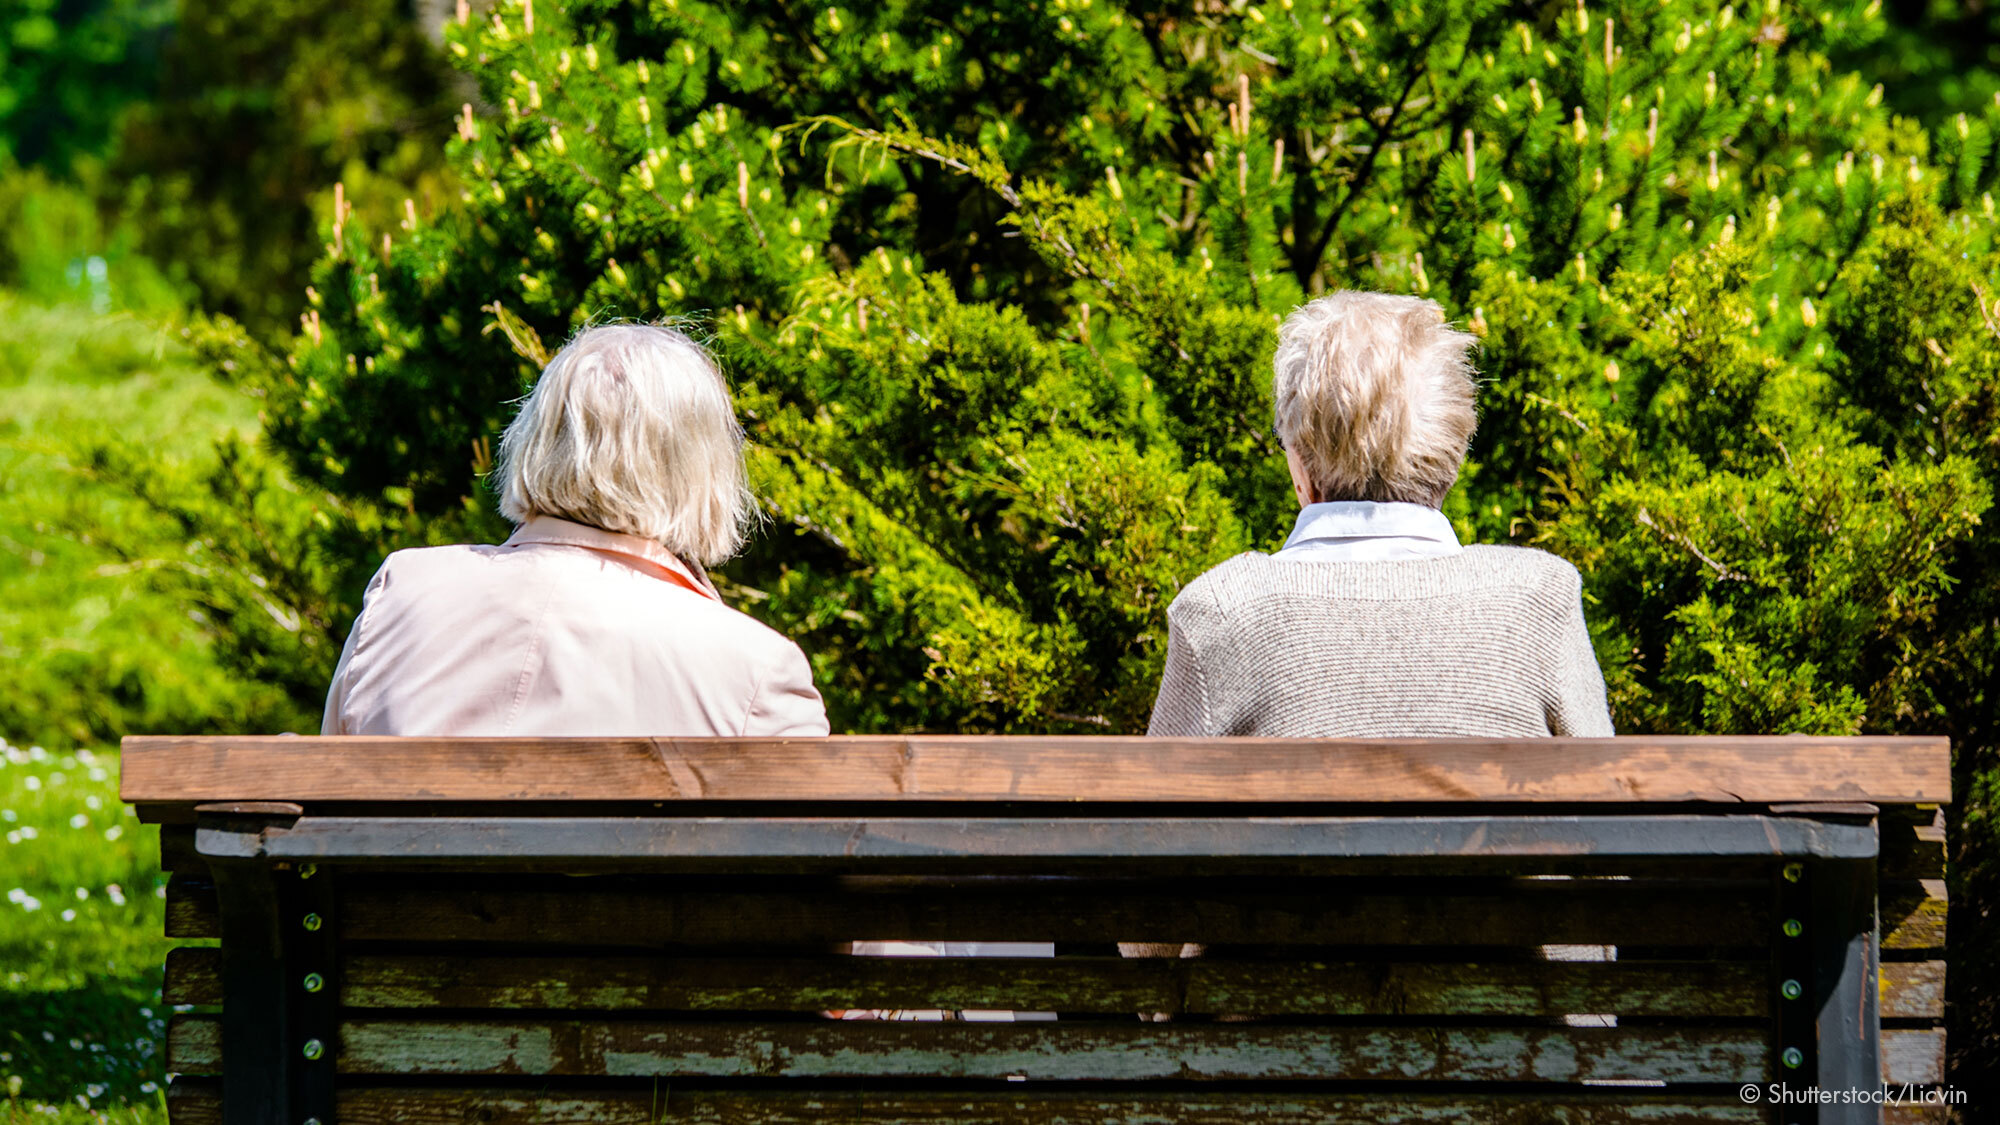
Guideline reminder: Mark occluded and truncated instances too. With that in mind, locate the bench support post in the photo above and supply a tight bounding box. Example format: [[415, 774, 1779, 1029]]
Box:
[[206, 817, 339, 1125], [1812, 855, 1882, 1124], [209, 856, 296, 1125]]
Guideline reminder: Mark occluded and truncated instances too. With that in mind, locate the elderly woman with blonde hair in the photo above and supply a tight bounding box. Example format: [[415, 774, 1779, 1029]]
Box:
[[322, 323, 828, 737], [1148, 290, 1613, 739]]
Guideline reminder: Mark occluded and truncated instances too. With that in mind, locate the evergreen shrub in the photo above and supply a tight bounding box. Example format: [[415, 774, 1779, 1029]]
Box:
[[137, 0, 2000, 1081]]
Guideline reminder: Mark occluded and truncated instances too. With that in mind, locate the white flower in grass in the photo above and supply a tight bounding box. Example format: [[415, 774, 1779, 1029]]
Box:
[[70, 814, 89, 830]]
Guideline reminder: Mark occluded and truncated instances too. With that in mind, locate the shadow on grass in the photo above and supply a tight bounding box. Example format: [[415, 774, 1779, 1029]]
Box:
[[0, 966, 168, 1108]]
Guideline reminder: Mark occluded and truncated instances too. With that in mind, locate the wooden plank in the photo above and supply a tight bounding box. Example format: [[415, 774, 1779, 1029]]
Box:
[[167, 1015, 220, 1076], [165, 874, 217, 939], [1879, 959, 1946, 1020], [159, 946, 1767, 1017], [163, 947, 220, 1006], [1882, 1027, 1945, 1085], [1884, 1102, 1959, 1124], [119, 734, 1953, 807], [1880, 805, 1946, 879], [213, 813, 1877, 864], [164, 1082, 1767, 1125], [330, 876, 1770, 947], [159, 825, 205, 875], [1883, 879, 1948, 952], [164, 1015, 1769, 1083]]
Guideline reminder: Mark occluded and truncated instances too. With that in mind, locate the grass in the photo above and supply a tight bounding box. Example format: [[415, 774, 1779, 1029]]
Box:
[[0, 286, 265, 1121], [0, 739, 169, 1122], [0, 288, 312, 749]]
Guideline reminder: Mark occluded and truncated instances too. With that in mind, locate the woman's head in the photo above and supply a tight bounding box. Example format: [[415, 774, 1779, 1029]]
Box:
[[1271, 291, 1478, 508], [496, 323, 751, 565]]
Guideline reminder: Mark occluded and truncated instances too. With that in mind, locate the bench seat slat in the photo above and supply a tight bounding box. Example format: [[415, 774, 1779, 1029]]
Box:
[[163, 1081, 1768, 1124], [161, 947, 1768, 1018], [197, 814, 1879, 863], [166, 1015, 1770, 1083]]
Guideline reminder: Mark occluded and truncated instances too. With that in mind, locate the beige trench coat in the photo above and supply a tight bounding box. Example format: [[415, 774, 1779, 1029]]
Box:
[[322, 516, 828, 737]]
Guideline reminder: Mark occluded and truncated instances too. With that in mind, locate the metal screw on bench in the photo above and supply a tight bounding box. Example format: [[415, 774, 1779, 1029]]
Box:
[[1781, 917, 1803, 937], [298, 863, 318, 880], [302, 972, 325, 993], [1782, 862, 1803, 883], [1780, 978, 1802, 1000], [301, 1038, 325, 1060], [303, 1119, 322, 1125], [302, 912, 323, 932], [1781, 1046, 1804, 1069]]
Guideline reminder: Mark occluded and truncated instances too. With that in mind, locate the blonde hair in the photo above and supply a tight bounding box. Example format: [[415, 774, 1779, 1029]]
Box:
[[1271, 291, 1478, 508], [497, 323, 751, 565]]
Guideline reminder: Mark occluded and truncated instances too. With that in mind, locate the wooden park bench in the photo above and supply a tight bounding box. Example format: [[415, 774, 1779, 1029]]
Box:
[[122, 735, 1953, 1124]]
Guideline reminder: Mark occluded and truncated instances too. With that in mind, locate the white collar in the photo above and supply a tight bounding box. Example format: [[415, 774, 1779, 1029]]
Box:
[[1275, 500, 1462, 562]]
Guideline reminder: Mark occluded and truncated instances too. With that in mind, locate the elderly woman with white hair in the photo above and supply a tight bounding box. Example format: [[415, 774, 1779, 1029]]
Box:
[[321, 323, 828, 737], [1148, 290, 1613, 738]]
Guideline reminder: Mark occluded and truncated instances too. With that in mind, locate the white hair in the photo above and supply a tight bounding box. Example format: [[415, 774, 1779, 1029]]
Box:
[[1271, 290, 1478, 508], [496, 323, 751, 565]]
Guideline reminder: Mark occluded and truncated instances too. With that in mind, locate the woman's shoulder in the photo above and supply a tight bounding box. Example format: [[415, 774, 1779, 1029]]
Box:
[[1456, 543, 1583, 590], [1165, 552, 1271, 616]]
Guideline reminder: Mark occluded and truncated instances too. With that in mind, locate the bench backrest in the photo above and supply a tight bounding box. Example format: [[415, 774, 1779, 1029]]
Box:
[[123, 735, 1952, 1125]]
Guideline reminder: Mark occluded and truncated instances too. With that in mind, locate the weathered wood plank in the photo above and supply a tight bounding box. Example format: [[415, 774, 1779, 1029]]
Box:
[[1879, 959, 1946, 1020], [163, 1082, 1767, 1125], [163, 947, 219, 1006], [207, 814, 1875, 864], [120, 734, 1952, 807], [164, 874, 216, 939], [1879, 805, 1946, 879], [158, 825, 205, 875], [330, 876, 1769, 947], [1884, 1100, 1960, 1124], [159, 946, 1766, 1017], [166, 1015, 219, 1076], [165, 1015, 1769, 1083], [1883, 879, 1948, 952], [1882, 1027, 1946, 1085]]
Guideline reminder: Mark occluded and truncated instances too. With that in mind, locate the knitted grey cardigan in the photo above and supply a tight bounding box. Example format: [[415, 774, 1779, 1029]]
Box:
[[1146, 545, 1615, 738]]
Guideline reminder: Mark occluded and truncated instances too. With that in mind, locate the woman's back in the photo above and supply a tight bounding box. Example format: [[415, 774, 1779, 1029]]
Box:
[[323, 518, 826, 737], [1148, 545, 1611, 738]]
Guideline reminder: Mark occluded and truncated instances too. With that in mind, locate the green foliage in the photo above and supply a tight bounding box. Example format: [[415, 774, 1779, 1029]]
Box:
[[0, 742, 170, 1118], [1836, 0, 2000, 122], [0, 291, 314, 747], [0, 166, 179, 312], [111, 0, 457, 336], [0, 0, 172, 172], [145, 0, 2000, 1078]]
